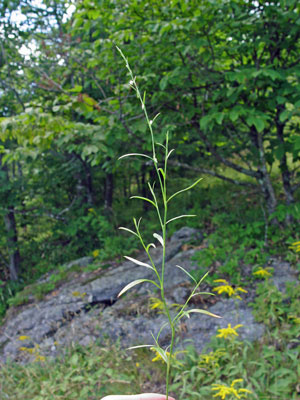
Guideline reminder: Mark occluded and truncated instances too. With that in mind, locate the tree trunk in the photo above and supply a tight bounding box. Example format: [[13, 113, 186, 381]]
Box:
[[257, 132, 278, 217], [104, 171, 114, 210], [0, 154, 21, 281], [4, 207, 20, 281]]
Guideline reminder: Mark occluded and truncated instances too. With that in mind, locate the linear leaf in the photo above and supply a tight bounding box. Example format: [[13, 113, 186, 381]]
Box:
[[151, 113, 161, 125], [167, 178, 203, 203], [118, 279, 159, 297], [153, 233, 164, 247], [130, 196, 156, 208], [191, 292, 215, 297], [166, 214, 196, 224], [156, 142, 166, 150], [124, 256, 154, 270], [146, 243, 156, 251], [176, 265, 197, 284], [118, 153, 153, 160], [166, 149, 175, 160], [158, 168, 165, 180], [127, 344, 153, 350], [187, 308, 221, 318], [118, 227, 138, 238]]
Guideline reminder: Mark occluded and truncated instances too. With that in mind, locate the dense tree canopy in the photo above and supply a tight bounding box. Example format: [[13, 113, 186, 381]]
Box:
[[0, 0, 299, 284]]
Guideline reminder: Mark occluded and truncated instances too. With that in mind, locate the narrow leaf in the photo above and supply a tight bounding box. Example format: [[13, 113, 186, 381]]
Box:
[[118, 227, 138, 238], [166, 214, 196, 224], [130, 196, 156, 208], [118, 153, 153, 160], [151, 113, 160, 124], [176, 265, 197, 284], [118, 279, 159, 297], [124, 256, 154, 270], [168, 178, 203, 203], [127, 344, 153, 350], [146, 243, 156, 251], [156, 142, 166, 150], [187, 308, 221, 318], [158, 168, 166, 180], [191, 292, 215, 297], [153, 233, 164, 247], [166, 149, 175, 160]]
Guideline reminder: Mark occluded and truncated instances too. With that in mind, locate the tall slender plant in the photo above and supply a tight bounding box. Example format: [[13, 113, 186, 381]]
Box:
[[117, 47, 220, 399]]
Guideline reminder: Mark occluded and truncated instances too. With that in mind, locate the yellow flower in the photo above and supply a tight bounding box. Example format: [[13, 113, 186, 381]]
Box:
[[213, 280, 247, 300], [290, 240, 300, 252], [253, 267, 272, 279], [199, 349, 225, 369], [19, 346, 35, 354], [216, 323, 243, 339], [72, 291, 86, 299], [213, 284, 235, 297], [34, 354, 46, 362], [92, 249, 100, 258], [212, 379, 252, 399], [149, 297, 164, 312], [18, 335, 31, 341]]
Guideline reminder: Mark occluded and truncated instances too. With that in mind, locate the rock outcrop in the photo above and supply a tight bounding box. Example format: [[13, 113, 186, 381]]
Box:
[[0, 227, 297, 364]]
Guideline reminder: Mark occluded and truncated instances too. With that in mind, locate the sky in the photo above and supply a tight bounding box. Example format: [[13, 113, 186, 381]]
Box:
[[7, 0, 76, 58]]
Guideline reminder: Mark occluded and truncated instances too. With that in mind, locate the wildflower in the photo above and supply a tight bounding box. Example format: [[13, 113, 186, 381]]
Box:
[[212, 379, 252, 399], [151, 348, 184, 366], [72, 291, 86, 299], [149, 297, 164, 312], [34, 354, 46, 362], [92, 249, 100, 258], [216, 323, 243, 339], [19, 346, 35, 354], [151, 348, 170, 363], [18, 335, 31, 341], [252, 267, 272, 279], [213, 279, 247, 300], [199, 349, 225, 369], [290, 241, 300, 252]]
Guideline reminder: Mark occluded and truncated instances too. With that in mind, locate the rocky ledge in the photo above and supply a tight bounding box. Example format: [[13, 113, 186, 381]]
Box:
[[0, 227, 297, 364]]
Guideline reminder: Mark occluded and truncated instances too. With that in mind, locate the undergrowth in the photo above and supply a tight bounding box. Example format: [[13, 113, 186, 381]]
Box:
[[1, 277, 299, 399]]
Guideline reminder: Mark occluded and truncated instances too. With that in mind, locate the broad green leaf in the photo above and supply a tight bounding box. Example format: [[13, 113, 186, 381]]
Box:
[[124, 256, 154, 270]]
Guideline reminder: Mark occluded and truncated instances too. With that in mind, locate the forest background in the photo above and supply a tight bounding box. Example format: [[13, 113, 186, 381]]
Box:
[[0, 1, 299, 399]]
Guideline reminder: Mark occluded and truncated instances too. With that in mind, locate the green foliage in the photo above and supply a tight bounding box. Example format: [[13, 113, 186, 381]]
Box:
[[0, 343, 142, 400]]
